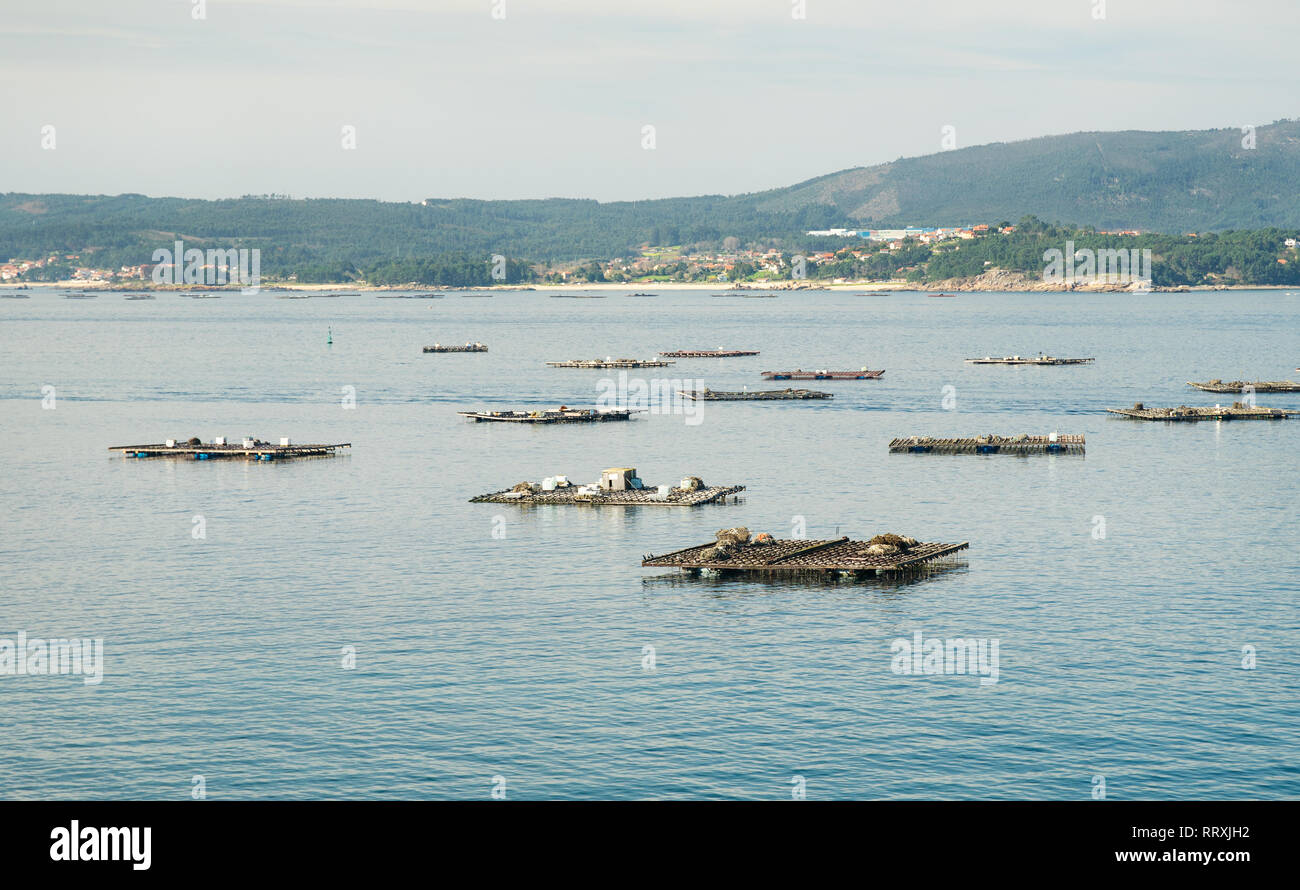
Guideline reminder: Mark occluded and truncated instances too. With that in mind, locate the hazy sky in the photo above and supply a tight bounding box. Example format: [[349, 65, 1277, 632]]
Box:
[[2, 0, 1294, 202]]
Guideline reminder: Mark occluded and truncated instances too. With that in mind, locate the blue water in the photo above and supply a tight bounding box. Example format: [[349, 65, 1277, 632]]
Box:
[[1, 287, 1297, 800]]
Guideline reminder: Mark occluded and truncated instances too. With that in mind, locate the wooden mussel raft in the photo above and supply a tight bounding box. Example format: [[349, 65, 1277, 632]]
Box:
[[659, 349, 760, 357], [110, 437, 350, 461], [678, 388, 832, 401], [643, 528, 970, 578], [457, 406, 632, 424], [762, 368, 884, 380], [472, 468, 743, 507], [965, 354, 1094, 365], [424, 342, 487, 353], [1187, 379, 1300, 393], [889, 433, 1085, 455], [547, 358, 675, 369], [1108, 402, 1291, 422]]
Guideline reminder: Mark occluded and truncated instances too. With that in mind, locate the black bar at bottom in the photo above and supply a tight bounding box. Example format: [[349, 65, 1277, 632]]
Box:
[[0, 801, 1282, 877]]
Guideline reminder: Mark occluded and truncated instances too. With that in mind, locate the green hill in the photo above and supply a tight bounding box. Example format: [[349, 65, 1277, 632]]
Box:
[[755, 120, 1300, 232], [3, 120, 1300, 276]]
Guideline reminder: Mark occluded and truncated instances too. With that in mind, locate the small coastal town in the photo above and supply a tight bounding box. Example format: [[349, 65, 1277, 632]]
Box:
[[577, 224, 1019, 284], [8, 223, 1297, 291], [5, 224, 1011, 284], [0, 257, 151, 284]]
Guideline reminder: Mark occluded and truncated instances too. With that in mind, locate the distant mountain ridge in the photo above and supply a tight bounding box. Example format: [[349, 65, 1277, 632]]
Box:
[[749, 120, 1300, 232], [3, 121, 1300, 268]]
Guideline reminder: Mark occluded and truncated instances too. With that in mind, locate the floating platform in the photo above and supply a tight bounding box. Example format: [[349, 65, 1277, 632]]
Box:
[[110, 439, 350, 460], [547, 358, 675, 369], [762, 369, 884, 380], [965, 354, 1094, 365], [643, 535, 969, 577], [889, 434, 1085, 454], [472, 473, 743, 507], [457, 408, 632, 424], [678, 388, 832, 401], [1187, 379, 1300, 393], [424, 342, 487, 353], [659, 349, 760, 357], [1107, 403, 1291, 422]]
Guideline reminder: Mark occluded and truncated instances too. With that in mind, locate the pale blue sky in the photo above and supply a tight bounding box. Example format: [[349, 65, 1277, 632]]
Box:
[[1, 0, 1293, 201]]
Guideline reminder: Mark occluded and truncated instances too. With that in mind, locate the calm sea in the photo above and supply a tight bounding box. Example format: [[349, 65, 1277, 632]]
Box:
[[1, 287, 1297, 800]]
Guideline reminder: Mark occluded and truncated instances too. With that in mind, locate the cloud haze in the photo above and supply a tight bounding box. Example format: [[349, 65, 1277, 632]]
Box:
[[1, 0, 1292, 201]]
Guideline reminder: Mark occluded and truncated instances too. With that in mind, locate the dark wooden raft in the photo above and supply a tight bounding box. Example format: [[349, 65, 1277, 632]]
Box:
[[1107, 403, 1290, 422], [889, 434, 1085, 454], [472, 484, 743, 506], [762, 369, 884, 380], [678, 388, 832, 401], [1187, 380, 1300, 393], [110, 440, 350, 460], [659, 349, 760, 357], [643, 536, 970, 576], [457, 408, 632, 424], [547, 358, 675, 368], [425, 343, 487, 353], [965, 355, 1094, 365]]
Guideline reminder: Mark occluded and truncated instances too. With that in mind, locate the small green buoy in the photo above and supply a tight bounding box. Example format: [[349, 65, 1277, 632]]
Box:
[[327, 326, 333, 345]]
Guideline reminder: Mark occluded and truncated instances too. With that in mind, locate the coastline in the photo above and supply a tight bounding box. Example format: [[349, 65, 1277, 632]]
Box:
[[2, 279, 1292, 294]]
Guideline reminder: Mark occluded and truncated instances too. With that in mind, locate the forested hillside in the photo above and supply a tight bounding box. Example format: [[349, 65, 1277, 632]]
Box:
[[4, 121, 1300, 282]]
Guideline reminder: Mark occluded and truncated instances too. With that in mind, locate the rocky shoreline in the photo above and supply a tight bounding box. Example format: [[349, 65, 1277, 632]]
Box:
[[916, 269, 1204, 293], [0, 274, 1273, 294]]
